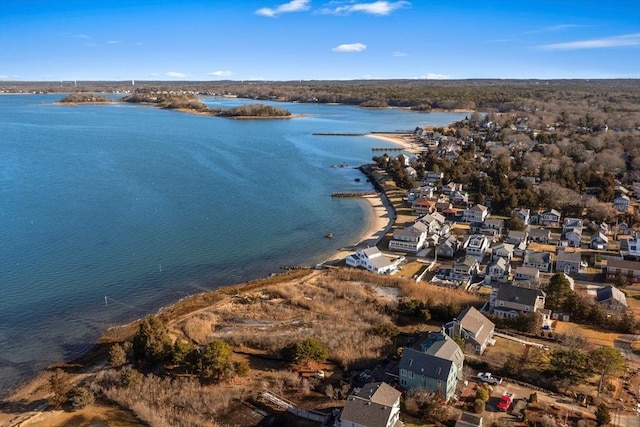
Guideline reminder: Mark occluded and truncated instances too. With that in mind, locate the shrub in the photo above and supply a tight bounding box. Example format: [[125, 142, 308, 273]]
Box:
[[68, 386, 95, 408], [474, 398, 485, 413]]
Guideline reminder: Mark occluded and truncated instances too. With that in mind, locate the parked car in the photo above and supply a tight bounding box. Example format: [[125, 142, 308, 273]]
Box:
[[497, 392, 513, 411], [477, 372, 502, 385]]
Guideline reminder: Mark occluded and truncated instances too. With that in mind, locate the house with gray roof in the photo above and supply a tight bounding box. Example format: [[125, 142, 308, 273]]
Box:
[[555, 250, 581, 275], [346, 247, 397, 275], [523, 250, 552, 273], [490, 283, 546, 319], [538, 209, 561, 227], [462, 204, 489, 223], [485, 257, 511, 283], [528, 227, 551, 244], [388, 225, 428, 253], [436, 235, 460, 259], [399, 332, 464, 402], [596, 285, 628, 312], [339, 382, 402, 427], [446, 306, 495, 355], [463, 234, 490, 262], [590, 232, 608, 250], [514, 266, 540, 282]]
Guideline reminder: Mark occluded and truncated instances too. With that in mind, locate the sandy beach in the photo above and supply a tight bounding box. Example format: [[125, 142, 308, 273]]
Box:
[[323, 132, 415, 264]]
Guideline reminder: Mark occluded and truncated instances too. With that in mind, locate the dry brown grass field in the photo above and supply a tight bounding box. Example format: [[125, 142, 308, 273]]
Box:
[[3, 267, 489, 427]]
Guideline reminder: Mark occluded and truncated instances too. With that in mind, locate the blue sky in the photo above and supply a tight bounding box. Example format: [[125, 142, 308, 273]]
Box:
[[1, 0, 639, 81]]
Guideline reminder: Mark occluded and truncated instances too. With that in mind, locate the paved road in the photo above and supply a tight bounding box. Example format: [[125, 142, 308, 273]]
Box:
[[615, 334, 640, 365]]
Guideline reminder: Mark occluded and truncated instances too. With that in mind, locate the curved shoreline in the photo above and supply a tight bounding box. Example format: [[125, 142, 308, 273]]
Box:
[[0, 132, 410, 410]]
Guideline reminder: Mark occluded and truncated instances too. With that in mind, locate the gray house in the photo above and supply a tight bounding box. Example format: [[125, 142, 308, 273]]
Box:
[[446, 306, 495, 354], [339, 382, 402, 427], [398, 333, 464, 402], [596, 285, 628, 312], [490, 283, 546, 319]]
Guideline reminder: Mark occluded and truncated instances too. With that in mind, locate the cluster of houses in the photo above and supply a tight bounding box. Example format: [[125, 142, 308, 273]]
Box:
[[346, 169, 635, 319], [336, 306, 492, 427]]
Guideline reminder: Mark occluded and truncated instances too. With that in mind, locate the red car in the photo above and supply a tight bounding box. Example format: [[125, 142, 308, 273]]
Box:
[[497, 392, 513, 411]]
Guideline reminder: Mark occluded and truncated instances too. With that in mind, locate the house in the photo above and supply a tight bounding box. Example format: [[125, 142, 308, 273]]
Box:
[[417, 213, 446, 234], [490, 283, 547, 319], [451, 256, 478, 281], [606, 259, 640, 282], [442, 182, 463, 195], [388, 226, 427, 253], [621, 231, 640, 258], [463, 235, 491, 262], [412, 198, 436, 215], [450, 190, 469, 205], [596, 285, 628, 312], [528, 228, 551, 244], [399, 332, 464, 402], [522, 250, 553, 273], [346, 247, 397, 275], [491, 242, 514, 262], [590, 232, 609, 250], [436, 235, 460, 259], [514, 266, 540, 282], [455, 412, 483, 427], [445, 306, 495, 355], [463, 204, 489, 223], [408, 185, 436, 202], [404, 166, 417, 180], [483, 218, 504, 236], [538, 209, 561, 227], [562, 218, 584, 234], [512, 208, 530, 225], [614, 195, 631, 212], [485, 257, 511, 283], [423, 171, 444, 183], [505, 229, 528, 246], [555, 250, 581, 275], [339, 382, 402, 427], [561, 227, 582, 248]]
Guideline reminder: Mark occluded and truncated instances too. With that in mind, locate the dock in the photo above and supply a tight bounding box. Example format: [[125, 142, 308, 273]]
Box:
[[312, 132, 366, 136], [331, 192, 376, 198]]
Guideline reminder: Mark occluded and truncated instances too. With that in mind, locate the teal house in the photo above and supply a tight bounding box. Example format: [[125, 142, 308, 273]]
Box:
[[398, 332, 464, 402]]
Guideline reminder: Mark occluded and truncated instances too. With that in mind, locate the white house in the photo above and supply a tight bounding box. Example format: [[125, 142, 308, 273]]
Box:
[[512, 208, 531, 225], [491, 242, 514, 262], [485, 257, 511, 283], [555, 250, 581, 275], [463, 234, 491, 262], [346, 247, 398, 275], [538, 209, 561, 227], [388, 226, 428, 253], [514, 266, 540, 282], [463, 204, 489, 223]]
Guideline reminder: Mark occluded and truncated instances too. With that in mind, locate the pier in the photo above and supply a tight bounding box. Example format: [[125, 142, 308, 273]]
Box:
[[331, 191, 376, 198], [312, 132, 366, 136]]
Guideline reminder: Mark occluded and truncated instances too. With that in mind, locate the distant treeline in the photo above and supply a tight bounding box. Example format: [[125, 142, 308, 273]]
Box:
[[12, 79, 640, 113]]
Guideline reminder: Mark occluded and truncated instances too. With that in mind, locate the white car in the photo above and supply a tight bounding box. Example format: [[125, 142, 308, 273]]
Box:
[[477, 372, 502, 385]]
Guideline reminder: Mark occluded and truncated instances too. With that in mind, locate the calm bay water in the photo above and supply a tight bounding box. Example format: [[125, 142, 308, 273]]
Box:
[[0, 93, 466, 394]]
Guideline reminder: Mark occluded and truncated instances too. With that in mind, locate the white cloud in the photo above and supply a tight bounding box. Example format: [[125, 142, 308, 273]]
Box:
[[422, 73, 450, 80], [256, 0, 310, 17], [537, 33, 640, 50], [523, 24, 583, 34], [106, 40, 120, 44], [332, 42, 367, 52], [166, 71, 188, 78], [209, 70, 234, 77], [71, 34, 91, 39], [84, 42, 97, 47], [0, 75, 9, 80], [323, 1, 410, 15], [392, 51, 407, 57]]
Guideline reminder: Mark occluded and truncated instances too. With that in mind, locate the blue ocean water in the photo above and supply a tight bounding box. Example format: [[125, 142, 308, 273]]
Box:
[[0, 94, 466, 394]]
